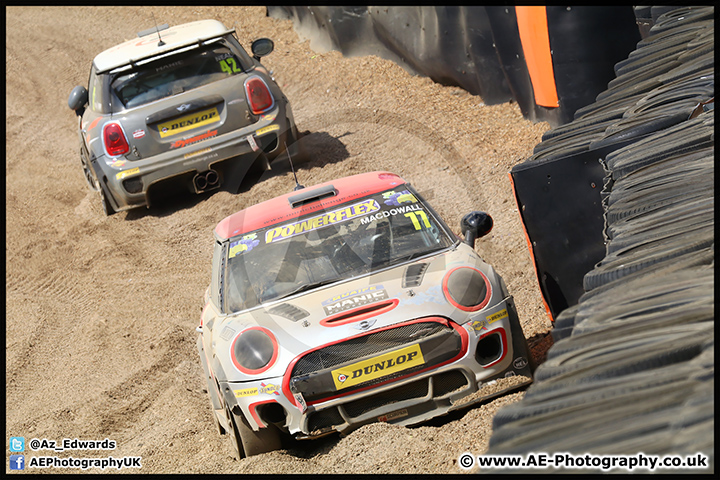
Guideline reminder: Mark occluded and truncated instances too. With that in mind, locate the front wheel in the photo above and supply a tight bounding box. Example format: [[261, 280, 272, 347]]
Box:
[[226, 406, 282, 459]]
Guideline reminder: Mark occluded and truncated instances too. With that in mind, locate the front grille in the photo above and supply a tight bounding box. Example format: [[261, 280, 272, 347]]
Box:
[[290, 319, 464, 403], [292, 321, 451, 377]]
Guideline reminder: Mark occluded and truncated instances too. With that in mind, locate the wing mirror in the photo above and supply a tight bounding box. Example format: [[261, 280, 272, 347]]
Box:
[[68, 86, 88, 116], [461, 211, 493, 246], [251, 38, 274, 60]]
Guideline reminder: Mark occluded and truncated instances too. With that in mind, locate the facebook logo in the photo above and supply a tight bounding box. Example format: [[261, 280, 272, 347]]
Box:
[[10, 437, 25, 452], [9, 455, 25, 470]]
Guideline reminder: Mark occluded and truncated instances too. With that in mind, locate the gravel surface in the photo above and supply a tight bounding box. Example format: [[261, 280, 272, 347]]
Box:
[[6, 6, 552, 474]]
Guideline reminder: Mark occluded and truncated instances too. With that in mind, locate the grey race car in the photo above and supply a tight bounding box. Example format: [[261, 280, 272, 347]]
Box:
[[68, 19, 302, 215], [197, 171, 534, 459]]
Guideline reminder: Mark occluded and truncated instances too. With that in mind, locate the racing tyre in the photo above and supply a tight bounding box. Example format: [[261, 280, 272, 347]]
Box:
[[80, 148, 97, 191], [227, 406, 282, 459], [98, 184, 115, 216]]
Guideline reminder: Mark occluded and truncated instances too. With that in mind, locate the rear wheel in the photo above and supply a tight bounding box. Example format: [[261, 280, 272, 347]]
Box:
[[80, 148, 97, 191], [81, 146, 115, 216]]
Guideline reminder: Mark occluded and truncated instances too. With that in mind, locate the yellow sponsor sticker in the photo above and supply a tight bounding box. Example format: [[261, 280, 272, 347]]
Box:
[[158, 107, 220, 138], [116, 167, 140, 180], [256, 124, 280, 136], [486, 308, 509, 324], [233, 387, 259, 398], [331, 344, 425, 390], [265, 199, 380, 244], [184, 147, 212, 159]]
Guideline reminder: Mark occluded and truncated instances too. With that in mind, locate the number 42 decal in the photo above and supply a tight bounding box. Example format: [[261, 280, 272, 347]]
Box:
[[404, 211, 431, 230], [219, 58, 241, 75]]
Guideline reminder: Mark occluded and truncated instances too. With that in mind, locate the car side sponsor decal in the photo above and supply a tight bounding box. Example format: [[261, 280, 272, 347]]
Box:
[[382, 190, 418, 206], [360, 203, 422, 225], [331, 344, 424, 390], [184, 147, 212, 160], [171, 129, 218, 149], [233, 382, 280, 398], [116, 167, 140, 180], [158, 107, 220, 138], [470, 308, 508, 333], [229, 234, 260, 258], [323, 289, 388, 316], [256, 124, 280, 136], [265, 199, 380, 244], [378, 409, 408, 422]]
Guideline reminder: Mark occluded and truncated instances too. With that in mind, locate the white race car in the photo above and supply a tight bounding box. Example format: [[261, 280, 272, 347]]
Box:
[[197, 171, 533, 458]]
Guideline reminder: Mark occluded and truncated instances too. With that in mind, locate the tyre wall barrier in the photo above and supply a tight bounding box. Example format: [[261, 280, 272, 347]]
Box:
[[267, 6, 640, 127], [487, 6, 714, 472]]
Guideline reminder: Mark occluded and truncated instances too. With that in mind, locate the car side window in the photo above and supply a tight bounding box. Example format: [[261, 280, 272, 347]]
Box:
[[88, 67, 106, 113]]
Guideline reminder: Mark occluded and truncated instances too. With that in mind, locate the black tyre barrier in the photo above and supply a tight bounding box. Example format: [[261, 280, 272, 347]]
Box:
[[540, 108, 625, 141], [583, 229, 713, 291], [604, 111, 714, 181], [550, 304, 579, 342], [604, 146, 713, 203], [488, 7, 714, 469], [606, 209, 713, 255], [491, 344, 710, 430]]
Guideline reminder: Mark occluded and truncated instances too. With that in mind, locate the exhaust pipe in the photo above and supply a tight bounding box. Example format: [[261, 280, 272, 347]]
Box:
[[193, 169, 220, 193], [206, 170, 219, 187]]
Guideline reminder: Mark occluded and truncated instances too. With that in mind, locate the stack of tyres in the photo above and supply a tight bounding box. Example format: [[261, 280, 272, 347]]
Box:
[[486, 6, 714, 473]]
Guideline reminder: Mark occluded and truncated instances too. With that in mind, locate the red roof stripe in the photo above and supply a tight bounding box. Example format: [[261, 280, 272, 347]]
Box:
[[214, 171, 406, 240]]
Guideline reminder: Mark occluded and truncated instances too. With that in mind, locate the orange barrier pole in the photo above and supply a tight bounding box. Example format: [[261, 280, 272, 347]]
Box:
[[516, 6, 559, 108]]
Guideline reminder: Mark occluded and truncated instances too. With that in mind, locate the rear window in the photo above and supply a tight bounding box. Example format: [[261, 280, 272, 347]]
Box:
[[110, 39, 248, 108]]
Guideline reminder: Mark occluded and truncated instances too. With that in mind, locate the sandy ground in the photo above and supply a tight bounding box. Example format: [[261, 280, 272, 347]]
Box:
[[5, 6, 553, 474]]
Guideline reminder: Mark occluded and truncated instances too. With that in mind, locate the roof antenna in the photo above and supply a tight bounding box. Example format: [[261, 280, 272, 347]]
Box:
[[285, 142, 304, 191], [152, 12, 166, 46]]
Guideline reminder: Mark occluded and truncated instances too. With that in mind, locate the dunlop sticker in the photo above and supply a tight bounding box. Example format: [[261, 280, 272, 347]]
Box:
[[331, 344, 424, 390], [234, 387, 258, 398], [256, 124, 280, 136], [233, 382, 279, 397], [486, 308, 508, 324], [471, 308, 508, 332], [158, 107, 219, 138], [265, 199, 380, 244]]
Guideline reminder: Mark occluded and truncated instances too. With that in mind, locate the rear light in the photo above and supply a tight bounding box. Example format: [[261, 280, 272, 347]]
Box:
[[244, 76, 274, 114], [103, 122, 130, 157]]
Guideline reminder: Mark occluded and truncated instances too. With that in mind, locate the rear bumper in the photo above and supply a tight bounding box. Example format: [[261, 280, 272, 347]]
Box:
[[96, 110, 292, 211]]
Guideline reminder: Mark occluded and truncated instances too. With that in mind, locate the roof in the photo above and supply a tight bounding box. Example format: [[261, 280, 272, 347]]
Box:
[[93, 19, 234, 74], [214, 171, 408, 240]]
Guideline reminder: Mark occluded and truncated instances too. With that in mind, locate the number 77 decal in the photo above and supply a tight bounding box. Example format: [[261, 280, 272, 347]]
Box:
[[404, 211, 431, 230]]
